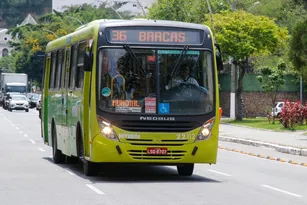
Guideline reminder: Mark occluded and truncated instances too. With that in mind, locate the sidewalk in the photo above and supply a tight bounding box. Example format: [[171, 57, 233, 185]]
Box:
[[219, 123, 307, 156]]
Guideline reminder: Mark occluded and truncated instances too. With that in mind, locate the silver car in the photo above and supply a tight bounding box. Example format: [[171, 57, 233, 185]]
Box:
[[8, 95, 29, 112]]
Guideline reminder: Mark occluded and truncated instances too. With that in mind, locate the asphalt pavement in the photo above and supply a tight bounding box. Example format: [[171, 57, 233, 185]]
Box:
[[0, 109, 307, 205]]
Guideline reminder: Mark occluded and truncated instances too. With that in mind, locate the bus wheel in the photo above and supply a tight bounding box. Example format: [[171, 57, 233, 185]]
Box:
[[52, 125, 65, 164], [177, 164, 194, 176], [77, 129, 98, 176]]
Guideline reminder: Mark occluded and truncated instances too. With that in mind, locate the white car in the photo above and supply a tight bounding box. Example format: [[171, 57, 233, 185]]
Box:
[[8, 95, 29, 112], [271, 101, 284, 117]]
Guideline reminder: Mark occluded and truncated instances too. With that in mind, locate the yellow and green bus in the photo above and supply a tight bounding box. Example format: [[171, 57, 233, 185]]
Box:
[[41, 19, 223, 176]]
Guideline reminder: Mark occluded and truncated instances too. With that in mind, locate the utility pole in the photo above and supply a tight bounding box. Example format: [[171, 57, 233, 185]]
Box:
[[229, 0, 237, 119]]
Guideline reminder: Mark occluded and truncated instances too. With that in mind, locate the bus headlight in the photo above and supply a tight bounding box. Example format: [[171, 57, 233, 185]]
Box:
[[195, 118, 215, 142], [97, 117, 119, 142]]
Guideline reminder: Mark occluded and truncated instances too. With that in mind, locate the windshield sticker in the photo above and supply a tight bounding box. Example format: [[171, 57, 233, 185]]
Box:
[[158, 103, 170, 114], [145, 97, 156, 113], [158, 50, 200, 55], [112, 100, 141, 107], [115, 107, 141, 113], [101, 87, 111, 97], [147, 56, 156, 62]]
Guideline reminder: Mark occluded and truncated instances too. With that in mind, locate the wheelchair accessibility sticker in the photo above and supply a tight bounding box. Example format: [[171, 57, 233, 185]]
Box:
[[158, 103, 170, 114]]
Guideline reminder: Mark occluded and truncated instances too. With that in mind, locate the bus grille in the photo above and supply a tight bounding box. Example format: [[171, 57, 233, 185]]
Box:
[[125, 139, 188, 146], [113, 120, 200, 132], [128, 150, 186, 160]]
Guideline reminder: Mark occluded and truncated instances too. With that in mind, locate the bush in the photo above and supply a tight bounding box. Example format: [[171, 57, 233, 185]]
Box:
[[280, 100, 307, 128]]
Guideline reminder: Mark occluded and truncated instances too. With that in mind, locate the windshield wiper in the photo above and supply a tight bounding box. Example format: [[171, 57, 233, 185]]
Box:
[[123, 44, 146, 74], [170, 45, 189, 77]]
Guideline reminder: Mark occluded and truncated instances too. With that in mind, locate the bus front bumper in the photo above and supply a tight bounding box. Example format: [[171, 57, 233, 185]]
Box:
[[90, 134, 218, 165]]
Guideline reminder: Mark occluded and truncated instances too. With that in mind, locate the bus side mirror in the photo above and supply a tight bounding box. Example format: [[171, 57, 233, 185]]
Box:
[[216, 52, 223, 71], [84, 52, 93, 72], [215, 43, 224, 71]]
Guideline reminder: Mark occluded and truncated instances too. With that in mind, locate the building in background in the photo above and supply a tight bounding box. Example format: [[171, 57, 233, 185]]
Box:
[[0, 29, 11, 57], [0, 0, 52, 28], [52, 0, 156, 15], [0, 14, 38, 59]]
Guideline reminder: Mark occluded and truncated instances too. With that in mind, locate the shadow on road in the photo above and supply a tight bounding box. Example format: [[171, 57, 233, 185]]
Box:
[[43, 157, 221, 184]]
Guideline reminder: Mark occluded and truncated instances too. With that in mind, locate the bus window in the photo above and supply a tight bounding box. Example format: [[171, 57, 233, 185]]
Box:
[[69, 45, 78, 89], [55, 49, 63, 89], [159, 50, 213, 114], [60, 49, 66, 89], [64, 48, 71, 89], [76, 41, 86, 88], [49, 52, 56, 89], [97, 48, 156, 113]]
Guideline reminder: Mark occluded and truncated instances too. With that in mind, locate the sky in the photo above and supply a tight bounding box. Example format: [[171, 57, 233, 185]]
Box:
[[52, 0, 157, 14]]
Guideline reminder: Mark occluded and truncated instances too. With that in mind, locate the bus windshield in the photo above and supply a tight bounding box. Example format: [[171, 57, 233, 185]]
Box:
[[97, 48, 214, 115]]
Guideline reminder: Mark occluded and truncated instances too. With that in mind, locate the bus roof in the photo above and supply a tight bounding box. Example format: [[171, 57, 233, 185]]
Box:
[[46, 19, 211, 52], [97, 19, 210, 30]]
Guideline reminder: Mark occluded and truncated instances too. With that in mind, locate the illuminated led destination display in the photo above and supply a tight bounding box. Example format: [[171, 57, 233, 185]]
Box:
[[107, 28, 203, 45]]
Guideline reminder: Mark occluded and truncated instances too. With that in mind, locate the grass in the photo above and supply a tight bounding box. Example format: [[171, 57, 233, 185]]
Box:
[[221, 117, 307, 132]]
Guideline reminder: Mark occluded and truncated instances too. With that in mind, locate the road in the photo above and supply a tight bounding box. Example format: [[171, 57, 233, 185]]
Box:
[[0, 109, 306, 205]]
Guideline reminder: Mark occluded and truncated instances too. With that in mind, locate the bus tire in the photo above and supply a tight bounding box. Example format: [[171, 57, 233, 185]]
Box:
[[52, 123, 65, 164], [177, 164, 194, 176], [77, 125, 98, 176]]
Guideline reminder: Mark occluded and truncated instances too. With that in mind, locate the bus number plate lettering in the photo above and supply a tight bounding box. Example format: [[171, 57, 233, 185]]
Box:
[[147, 148, 168, 155]]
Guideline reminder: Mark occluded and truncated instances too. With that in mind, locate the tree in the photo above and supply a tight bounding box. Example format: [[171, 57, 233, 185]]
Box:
[[148, 0, 209, 23], [0, 0, 52, 28], [257, 60, 286, 123], [204, 10, 289, 120], [5, 3, 133, 87], [289, 18, 307, 81]]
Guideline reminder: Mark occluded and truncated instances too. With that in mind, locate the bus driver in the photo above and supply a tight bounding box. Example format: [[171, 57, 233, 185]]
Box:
[[166, 63, 199, 90]]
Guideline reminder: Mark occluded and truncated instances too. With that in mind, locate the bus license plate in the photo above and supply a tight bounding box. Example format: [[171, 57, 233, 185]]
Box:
[[147, 148, 168, 155]]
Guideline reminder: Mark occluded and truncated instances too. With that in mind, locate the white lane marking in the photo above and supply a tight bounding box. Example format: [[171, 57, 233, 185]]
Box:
[[19, 131, 23, 134], [38, 148, 45, 152], [29, 139, 36, 144], [15, 127, 19, 130], [65, 170, 76, 176], [261, 184, 303, 198], [11, 124, 15, 127], [208, 169, 232, 176], [86, 184, 105, 195], [24, 134, 28, 138]]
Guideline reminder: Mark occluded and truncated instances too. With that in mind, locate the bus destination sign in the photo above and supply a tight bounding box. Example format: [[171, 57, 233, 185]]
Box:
[[107, 28, 203, 45]]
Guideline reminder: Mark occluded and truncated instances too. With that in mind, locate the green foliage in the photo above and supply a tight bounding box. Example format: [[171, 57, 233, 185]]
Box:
[[257, 60, 286, 123], [4, 3, 133, 86], [148, 0, 209, 23], [289, 18, 307, 81], [248, 0, 307, 34], [204, 10, 289, 120], [204, 10, 289, 61], [0, 0, 52, 28], [257, 61, 286, 94]]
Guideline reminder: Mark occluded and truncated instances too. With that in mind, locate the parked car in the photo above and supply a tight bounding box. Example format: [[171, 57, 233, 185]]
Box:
[[8, 95, 29, 112], [271, 102, 284, 117]]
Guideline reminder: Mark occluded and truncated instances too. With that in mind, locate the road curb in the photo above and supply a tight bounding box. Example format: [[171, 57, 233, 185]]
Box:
[[219, 136, 307, 157], [218, 146, 307, 168]]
